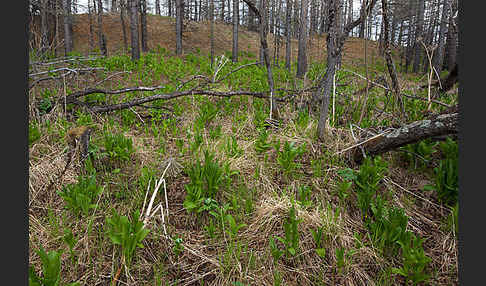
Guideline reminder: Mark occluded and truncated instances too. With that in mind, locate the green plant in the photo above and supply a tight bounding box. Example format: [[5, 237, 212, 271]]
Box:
[[276, 141, 305, 179], [172, 236, 184, 257], [269, 236, 284, 264], [226, 214, 247, 240], [353, 156, 388, 219], [392, 232, 431, 285], [368, 198, 408, 257], [29, 246, 80, 286], [105, 209, 150, 268], [295, 109, 310, 132], [225, 135, 243, 158], [62, 228, 78, 265], [254, 128, 272, 153], [296, 185, 312, 208], [183, 150, 225, 213], [101, 132, 134, 162], [29, 122, 41, 146], [276, 203, 301, 257], [335, 247, 355, 275], [57, 169, 102, 217], [400, 140, 437, 170], [310, 226, 326, 258]]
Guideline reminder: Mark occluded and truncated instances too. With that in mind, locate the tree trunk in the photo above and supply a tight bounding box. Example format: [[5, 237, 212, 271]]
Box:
[[120, 0, 129, 52], [140, 0, 148, 52], [64, 0, 73, 55], [358, 1, 365, 38], [129, 0, 140, 60], [412, 0, 424, 73], [232, 0, 239, 62], [242, 0, 279, 119], [285, 0, 292, 71], [315, 0, 378, 141], [97, 0, 108, 56], [353, 112, 458, 163], [293, 0, 299, 37], [210, 0, 214, 65], [221, 0, 225, 21], [296, 0, 308, 78], [445, 0, 457, 71], [40, 0, 49, 55], [432, 0, 449, 74], [176, 0, 183, 54], [169, 0, 172, 17], [89, 0, 95, 51], [112, 0, 117, 12]]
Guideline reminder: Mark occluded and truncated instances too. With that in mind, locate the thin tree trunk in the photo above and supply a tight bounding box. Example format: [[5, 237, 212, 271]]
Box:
[[210, 0, 214, 65], [89, 0, 95, 52], [120, 0, 129, 52], [316, 0, 378, 141], [232, 0, 239, 62], [112, 0, 117, 12], [40, 0, 49, 55], [242, 0, 279, 119], [432, 0, 449, 73], [412, 0, 425, 73], [296, 0, 308, 78], [293, 0, 299, 37], [140, 0, 148, 52], [285, 0, 292, 71], [64, 0, 73, 55], [176, 0, 183, 54], [129, 0, 140, 60], [169, 0, 172, 17], [445, 0, 457, 71], [97, 0, 107, 56]]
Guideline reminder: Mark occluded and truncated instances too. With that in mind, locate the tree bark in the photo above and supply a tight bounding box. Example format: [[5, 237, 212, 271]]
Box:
[[97, 0, 108, 56], [242, 0, 279, 119], [140, 0, 148, 52], [432, 0, 449, 74], [296, 0, 308, 78], [120, 0, 129, 52], [285, 0, 292, 71], [232, 0, 239, 62], [64, 0, 74, 55], [40, 0, 49, 55], [210, 0, 214, 65], [129, 0, 140, 60], [445, 0, 457, 71], [315, 0, 378, 141], [353, 112, 458, 163], [412, 0, 424, 73], [176, 0, 183, 54]]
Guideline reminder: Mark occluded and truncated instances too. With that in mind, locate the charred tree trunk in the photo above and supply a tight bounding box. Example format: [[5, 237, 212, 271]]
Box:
[[140, 0, 148, 52], [64, 0, 74, 55], [315, 0, 378, 141], [210, 0, 215, 65], [129, 0, 140, 60], [285, 0, 292, 71], [412, 0, 424, 73], [432, 0, 449, 74], [353, 112, 458, 163], [156, 0, 161, 15], [232, 0, 239, 62], [296, 0, 308, 78], [120, 0, 129, 52], [242, 0, 279, 119], [445, 0, 457, 71], [97, 0, 108, 56], [176, 0, 183, 54]]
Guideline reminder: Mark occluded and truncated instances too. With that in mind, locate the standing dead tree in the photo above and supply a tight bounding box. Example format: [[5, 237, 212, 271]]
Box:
[[241, 0, 279, 121], [313, 0, 378, 141]]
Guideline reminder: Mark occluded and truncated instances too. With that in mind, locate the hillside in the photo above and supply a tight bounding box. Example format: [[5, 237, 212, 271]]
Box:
[[28, 12, 458, 286], [72, 13, 384, 65]]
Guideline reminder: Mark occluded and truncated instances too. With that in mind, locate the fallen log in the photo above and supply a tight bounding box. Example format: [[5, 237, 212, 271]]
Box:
[[351, 112, 459, 163]]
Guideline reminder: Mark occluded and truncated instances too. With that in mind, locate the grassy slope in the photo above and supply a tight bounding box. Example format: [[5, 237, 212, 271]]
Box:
[[28, 13, 458, 286]]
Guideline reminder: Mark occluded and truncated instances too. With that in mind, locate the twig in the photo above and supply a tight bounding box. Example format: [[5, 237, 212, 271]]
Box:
[[29, 67, 105, 78]]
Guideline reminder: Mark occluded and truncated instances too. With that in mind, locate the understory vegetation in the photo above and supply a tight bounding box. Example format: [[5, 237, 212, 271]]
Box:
[[29, 46, 458, 285]]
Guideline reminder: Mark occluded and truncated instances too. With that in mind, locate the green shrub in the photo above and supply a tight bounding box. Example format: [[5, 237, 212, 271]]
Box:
[[29, 246, 80, 286], [29, 122, 41, 146], [276, 203, 301, 257], [275, 140, 306, 180], [353, 156, 387, 219], [393, 232, 431, 285]]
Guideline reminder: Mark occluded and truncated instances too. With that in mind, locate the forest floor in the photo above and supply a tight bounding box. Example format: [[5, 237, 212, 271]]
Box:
[[28, 14, 458, 286]]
